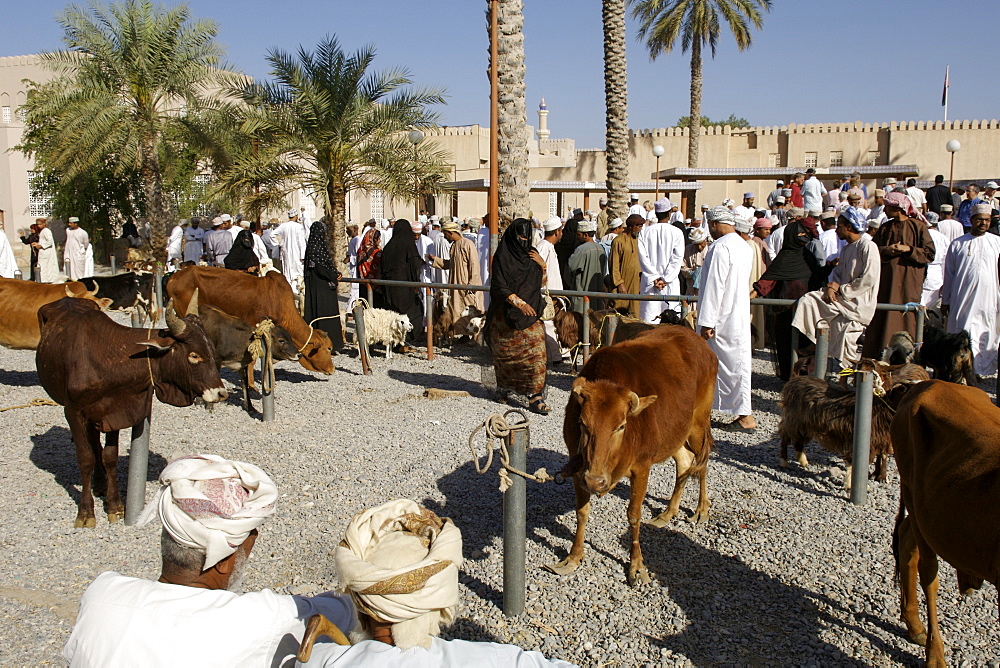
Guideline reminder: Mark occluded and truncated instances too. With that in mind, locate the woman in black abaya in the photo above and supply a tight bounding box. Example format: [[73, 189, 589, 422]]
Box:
[[303, 220, 344, 352], [378, 219, 423, 349]]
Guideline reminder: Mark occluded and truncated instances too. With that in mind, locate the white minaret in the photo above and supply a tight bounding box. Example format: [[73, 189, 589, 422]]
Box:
[[537, 97, 550, 142]]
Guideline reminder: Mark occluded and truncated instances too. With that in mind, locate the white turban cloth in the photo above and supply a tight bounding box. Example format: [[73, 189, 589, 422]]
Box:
[[707, 205, 740, 225], [137, 454, 277, 569], [336, 499, 463, 649]]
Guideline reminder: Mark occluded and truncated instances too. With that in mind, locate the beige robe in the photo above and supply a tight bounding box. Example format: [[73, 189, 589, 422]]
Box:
[[431, 235, 483, 327]]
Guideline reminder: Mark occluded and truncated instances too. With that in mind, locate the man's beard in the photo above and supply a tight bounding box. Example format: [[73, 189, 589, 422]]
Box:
[[226, 549, 249, 594]]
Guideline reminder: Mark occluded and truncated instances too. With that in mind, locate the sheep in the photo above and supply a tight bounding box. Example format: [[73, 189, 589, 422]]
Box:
[[361, 308, 412, 359], [777, 361, 930, 492]]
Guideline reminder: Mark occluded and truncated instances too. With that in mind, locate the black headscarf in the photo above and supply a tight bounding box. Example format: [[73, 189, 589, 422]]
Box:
[[378, 219, 422, 316], [304, 220, 338, 283], [758, 220, 818, 283], [224, 229, 259, 270], [489, 218, 543, 330]]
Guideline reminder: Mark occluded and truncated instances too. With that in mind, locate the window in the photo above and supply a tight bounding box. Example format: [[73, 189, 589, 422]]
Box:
[[767, 152, 781, 168], [1, 106, 10, 124], [17, 107, 27, 122], [190, 174, 212, 217], [804, 152, 818, 169], [866, 150, 880, 166], [548, 192, 558, 218], [27, 171, 53, 218], [370, 190, 384, 221], [829, 151, 843, 168]]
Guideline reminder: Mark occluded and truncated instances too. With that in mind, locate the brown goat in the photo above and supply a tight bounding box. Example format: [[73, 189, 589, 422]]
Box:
[[778, 362, 930, 492]]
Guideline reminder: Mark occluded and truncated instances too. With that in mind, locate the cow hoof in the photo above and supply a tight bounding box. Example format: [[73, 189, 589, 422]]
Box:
[[74, 517, 96, 529], [908, 630, 927, 647], [107, 512, 123, 524], [778, 457, 789, 469], [544, 558, 581, 576], [646, 510, 677, 527], [689, 508, 710, 524], [627, 565, 651, 586], [796, 453, 809, 467]]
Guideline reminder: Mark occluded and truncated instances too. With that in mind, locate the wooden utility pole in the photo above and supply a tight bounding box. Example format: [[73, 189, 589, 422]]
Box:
[[488, 0, 500, 264]]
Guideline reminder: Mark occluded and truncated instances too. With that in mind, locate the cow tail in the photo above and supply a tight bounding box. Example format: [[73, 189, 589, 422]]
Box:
[[891, 496, 907, 584]]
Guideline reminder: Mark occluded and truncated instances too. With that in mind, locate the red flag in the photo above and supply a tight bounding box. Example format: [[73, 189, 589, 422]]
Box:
[[942, 65, 949, 107]]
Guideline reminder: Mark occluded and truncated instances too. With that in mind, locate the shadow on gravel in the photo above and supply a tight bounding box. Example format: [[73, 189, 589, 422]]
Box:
[[30, 426, 168, 506], [273, 368, 330, 384], [0, 369, 41, 387], [388, 369, 493, 399], [641, 528, 896, 665], [712, 439, 849, 501]]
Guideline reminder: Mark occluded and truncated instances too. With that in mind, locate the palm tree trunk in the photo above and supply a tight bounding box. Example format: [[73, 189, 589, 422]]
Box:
[[327, 183, 348, 275], [688, 39, 702, 169], [492, 0, 530, 228], [140, 139, 169, 264], [602, 0, 629, 220]]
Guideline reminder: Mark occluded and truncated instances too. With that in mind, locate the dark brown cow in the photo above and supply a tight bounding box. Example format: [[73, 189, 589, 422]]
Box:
[[891, 380, 1000, 667], [36, 298, 227, 527], [547, 326, 717, 585], [0, 278, 111, 350], [166, 266, 335, 375]]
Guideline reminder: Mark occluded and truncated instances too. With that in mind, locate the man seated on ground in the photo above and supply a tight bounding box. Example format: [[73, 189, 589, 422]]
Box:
[[63, 455, 356, 668], [299, 499, 576, 667]]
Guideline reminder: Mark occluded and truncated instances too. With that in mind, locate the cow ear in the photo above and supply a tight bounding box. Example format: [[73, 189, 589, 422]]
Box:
[[137, 337, 174, 353], [97, 298, 113, 309], [629, 392, 657, 416], [571, 377, 589, 402]]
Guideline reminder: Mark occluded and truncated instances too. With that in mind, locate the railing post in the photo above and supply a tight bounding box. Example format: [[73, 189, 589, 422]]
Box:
[[602, 315, 618, 347], [130, 310, 140, 328], [425, 287, 434, 361], [681, 300, 689, 321], [814, 324, 829, 379], [366, 282, 373, 306], [153, 268, 164, 324], [261, 335, 275, 422], [354, 304, 372, 375], [915, 306, 925, 346], [581, 296, 591, 364], [110, 255, 117, 275], [850, 370, 874, 506], [14, 269, 22, 280], [124, 416, 150, 525], [502, 423, 528, 617]]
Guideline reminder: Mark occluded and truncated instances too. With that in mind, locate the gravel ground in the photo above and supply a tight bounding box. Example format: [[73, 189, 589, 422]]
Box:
[[0, 309, 997, 667]]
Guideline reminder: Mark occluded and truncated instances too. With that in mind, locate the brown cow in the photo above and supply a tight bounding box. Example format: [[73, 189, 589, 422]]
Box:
[[36, 298, 227, 527], [547, 326, 717, 585], [0, 278, 112, 350], [890, 380, 1000, 667], [166, 266, 335, 375]]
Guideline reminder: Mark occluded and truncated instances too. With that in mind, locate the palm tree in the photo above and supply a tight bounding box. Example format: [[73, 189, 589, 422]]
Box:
[[224, 36, 448, 266], [490, 0, 531, 226], [603, 0, 630, 219], [629, 0, 771, 168], [20, 1, 225, 262]]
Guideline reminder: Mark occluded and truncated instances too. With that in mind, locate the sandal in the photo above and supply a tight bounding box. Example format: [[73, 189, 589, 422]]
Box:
[[528, 394, 551, 415]]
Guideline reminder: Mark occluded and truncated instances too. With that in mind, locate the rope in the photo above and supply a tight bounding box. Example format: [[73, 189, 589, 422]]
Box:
[[467, 410, 553, 492], [836, 365, 887, 397], [0, 398, 59, 412], [296, 315, 343, 354], [248, 319, 277, 394]]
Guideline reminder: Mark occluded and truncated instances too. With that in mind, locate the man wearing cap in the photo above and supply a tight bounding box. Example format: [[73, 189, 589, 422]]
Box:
[[536, 217, 564, 362], [767, 181, 785, 209], [733, 194, 756, 223], [936, 204, 963, 244], [801, 169, 827, 213], [942, 203, 1000, 378], [734, 217, 766, 349], [638, 197, 685, 322], [63, 217, 90, 280], [867, 190, 887, 227], [183, 217, 205, 263], [699, 206, 755, 431], [410, 219, 434, 285], [609, 214, 642, 318], [595, 196, 610, 238], [680, 227, 710, 295], [219, 214, 237, 242], [31, 218, 59, 283], [568, 219, 607, 313], [599, 216, 624, 255], [789, 173, 806, 209], [428, 220, 483, 339], [431, 217, 451, 288], [555, 208, 585, 288], [770, 197, 788, 228], [627, 193, 644, 219], [903, 179, 927, 214], [925, 175, 952, 215], [981, 181, 1000, 212], [270, 209, 309, 294], [817, 210, 845, 264], [203, 217, 228, 267], [957, 184, 984, 230], [792, 207, 881, 372], [63, 455, 357, 667], [920, 213, 950, 308], [861, 191, 936, 358]]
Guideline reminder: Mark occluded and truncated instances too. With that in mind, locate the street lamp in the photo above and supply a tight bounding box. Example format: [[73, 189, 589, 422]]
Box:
[[946, 139, 961, 191], [408, 129, 425, 219], [652, 145, 665, 201]]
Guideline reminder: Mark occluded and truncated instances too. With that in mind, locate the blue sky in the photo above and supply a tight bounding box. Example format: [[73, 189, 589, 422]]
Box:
[[5, 0, 999, 147]]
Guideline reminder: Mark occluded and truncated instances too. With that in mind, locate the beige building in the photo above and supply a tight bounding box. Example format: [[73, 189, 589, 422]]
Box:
[[3, 52, 999, 270]]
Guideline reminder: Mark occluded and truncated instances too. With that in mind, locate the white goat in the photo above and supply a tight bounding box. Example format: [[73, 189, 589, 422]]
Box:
[[362, 308, 413, 359]]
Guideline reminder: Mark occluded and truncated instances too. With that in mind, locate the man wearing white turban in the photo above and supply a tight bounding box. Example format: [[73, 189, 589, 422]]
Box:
[[63, 455, 356, 668], [298, 499, 576, 667], [637, 198, 684, 322]]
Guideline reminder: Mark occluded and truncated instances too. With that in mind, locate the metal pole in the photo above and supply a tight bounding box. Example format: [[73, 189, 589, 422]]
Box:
[[502, 424, 527, 617], [850, 370, 874, 506], [949, 152, 955, 191], [681, 301, 689, 321], [581, 296, 591, 364], [814, 325, 829, 379], [110, 255, 117, 275], [915, 306, 925, 346], [261, 335, 275, 422], [654, 156, 660, 201], [130, 310, 140, 328], [425, 287, 434, 361], [354, 304, 372, 375], [14, 270, 22, 280], [602, 315, 618, 348], [366, 282, 373, 306], [790, 328, 799, 372], [153, 269, 164, 324], [124, 416, 150, 525]]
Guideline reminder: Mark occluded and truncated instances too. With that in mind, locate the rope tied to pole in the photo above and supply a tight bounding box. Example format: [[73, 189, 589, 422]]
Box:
[[297, 314, 344, 354], [248, 319, 277, 394], [0, 398, 59, 412], [467, 410, 553, 492]]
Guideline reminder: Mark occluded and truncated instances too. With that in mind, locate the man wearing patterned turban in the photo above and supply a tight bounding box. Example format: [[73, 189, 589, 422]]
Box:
[[63, 455, 356, 667]]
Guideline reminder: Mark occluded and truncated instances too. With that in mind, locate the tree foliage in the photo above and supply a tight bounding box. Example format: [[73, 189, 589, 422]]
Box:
[[676, 114, 751, 128]]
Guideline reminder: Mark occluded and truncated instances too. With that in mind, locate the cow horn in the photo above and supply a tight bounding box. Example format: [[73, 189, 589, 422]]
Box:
[[187, 288, 200, 316], [165, 302, 188, 338]]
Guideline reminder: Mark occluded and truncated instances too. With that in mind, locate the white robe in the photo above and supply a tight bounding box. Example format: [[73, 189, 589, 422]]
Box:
[[942, 232, 1000, 375], [37, 227, 59, 283], [416, 235, 435, 284], [167, 225, 184, 263], [64, 227, 90, 280], [537, 238, 563, 363], [477, 227, 491, 310], [270, 220, 308, 294], [920, 228, 949, 307], [298, 637, 576, 668], [697, 232, 753, 416], [733, 205, 756, 222], [0, 232, 17, 278], [183, 227, 205, 263], [628, 203, 645, 218], [347, 234, 362, 309], [637, 222, 684, 322], [937, 218, 964, 245], [84, 243, 94, 277], [818, 228, 845, 263], [432, 231, 451, 286], [765, 224, 785, 261]]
